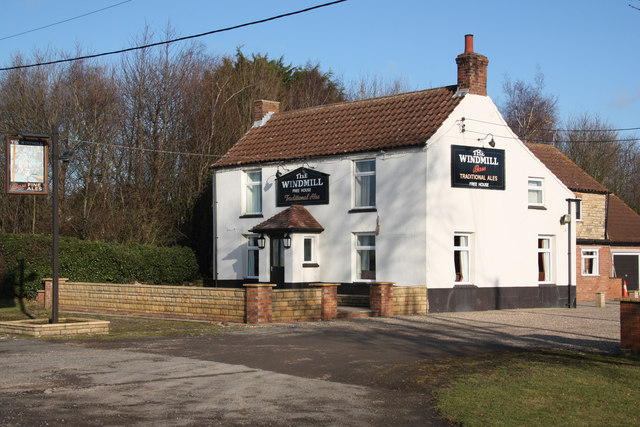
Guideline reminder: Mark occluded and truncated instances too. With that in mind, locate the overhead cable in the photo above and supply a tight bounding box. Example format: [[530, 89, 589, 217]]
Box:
[[0, 0, 347, 71], [0, 0, 132, 42]]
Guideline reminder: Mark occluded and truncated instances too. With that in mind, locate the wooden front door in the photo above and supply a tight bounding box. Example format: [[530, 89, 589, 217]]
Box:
[[270, 236, 285, 287]]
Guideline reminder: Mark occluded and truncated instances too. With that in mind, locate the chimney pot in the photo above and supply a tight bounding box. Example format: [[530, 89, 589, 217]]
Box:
[[464, 34, 474, 53]]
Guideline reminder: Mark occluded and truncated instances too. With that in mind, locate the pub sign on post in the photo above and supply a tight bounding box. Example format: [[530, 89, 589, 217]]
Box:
[[451, 145, 505, 190], [276, 167, 329, 207], [5, 135, 49, 195]]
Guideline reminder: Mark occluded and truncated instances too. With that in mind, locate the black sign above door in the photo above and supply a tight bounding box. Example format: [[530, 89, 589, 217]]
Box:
[[451, 145, 506, 190], [276, 167, 329, 206]]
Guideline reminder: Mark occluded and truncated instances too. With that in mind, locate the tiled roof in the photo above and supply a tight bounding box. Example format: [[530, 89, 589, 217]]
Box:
[[214, 86, 462, 168], [525, 143, 608, 193], [607, 194, 640, 244], [250, 205, 324, 233]]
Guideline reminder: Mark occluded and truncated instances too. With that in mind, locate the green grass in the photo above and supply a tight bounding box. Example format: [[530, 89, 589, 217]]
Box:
[[0, 299, 242, 340], [410, 350, 640, 426]]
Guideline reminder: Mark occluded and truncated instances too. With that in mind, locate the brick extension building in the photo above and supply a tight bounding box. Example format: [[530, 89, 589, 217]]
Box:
[[527, 143, 640, 301]]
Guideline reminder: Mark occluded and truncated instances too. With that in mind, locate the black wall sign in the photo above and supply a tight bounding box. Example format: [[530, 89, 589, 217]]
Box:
[[451, 145, 505, 190], [277, 167, 329, 206]]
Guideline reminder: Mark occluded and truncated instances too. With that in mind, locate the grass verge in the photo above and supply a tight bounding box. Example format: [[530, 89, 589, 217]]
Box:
[[406, 350, 640, 426], [0, 299, 242, 340]]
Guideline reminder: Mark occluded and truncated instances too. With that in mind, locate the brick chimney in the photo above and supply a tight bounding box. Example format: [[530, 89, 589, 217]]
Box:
[[455, 34, 489, 96], [252, 100, 280, 123]]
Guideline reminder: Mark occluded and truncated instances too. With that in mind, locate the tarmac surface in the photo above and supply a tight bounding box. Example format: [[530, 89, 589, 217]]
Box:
[[0, 302, 621, 426]]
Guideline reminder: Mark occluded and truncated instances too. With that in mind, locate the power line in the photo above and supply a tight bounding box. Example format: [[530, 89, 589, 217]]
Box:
[[463, 117, 640, 134], [0, 0, 347, 72], [0, 0, 132, 42], [464, 128, 640, 144]]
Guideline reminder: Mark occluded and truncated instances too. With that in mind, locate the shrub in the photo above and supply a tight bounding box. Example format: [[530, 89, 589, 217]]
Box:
[[0, 233, 200, 299]]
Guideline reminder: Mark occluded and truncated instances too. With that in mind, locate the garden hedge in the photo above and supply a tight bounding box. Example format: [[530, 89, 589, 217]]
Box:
[[0, 233, 200, 299]]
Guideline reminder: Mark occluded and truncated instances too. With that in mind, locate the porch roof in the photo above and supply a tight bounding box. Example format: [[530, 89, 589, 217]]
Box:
[[250, 205, 324, 233]]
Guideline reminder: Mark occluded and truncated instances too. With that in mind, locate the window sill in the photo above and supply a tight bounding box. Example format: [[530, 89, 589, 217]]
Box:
[[348, 208, 377, 214], [239, 214, 263, 219], [303, 263, 319, 268], [528, 205, 547, 210]]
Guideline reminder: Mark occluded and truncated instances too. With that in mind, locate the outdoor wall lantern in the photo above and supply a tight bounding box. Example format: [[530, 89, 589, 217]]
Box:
[[560, 214, 571, 225], [283, 233, 292, 249], [257, 234, 266, 249], [477, 133, 496, 147]]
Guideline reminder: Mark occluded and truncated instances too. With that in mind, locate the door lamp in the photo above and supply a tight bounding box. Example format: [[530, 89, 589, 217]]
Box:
[[257, 234, 266, 249], [283, 233, 292, 249]]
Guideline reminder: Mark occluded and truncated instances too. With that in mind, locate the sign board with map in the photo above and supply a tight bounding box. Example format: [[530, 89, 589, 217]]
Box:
[[5, 136, 49, 194]]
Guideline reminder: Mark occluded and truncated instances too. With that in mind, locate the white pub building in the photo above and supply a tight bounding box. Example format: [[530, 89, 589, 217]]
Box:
[[211, 35, 577, 312]]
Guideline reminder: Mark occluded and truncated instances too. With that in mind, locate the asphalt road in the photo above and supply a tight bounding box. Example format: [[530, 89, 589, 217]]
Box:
[[0, 302, 621, 426]]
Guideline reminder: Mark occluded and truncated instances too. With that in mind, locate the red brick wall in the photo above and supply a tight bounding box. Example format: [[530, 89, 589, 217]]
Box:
[[576, 245, 621, 302], [620, 299, 640, 354], [370, 282, 394, 316]]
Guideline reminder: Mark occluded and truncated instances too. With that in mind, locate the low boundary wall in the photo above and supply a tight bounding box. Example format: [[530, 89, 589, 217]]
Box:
[[621, 298, 640, 354], [40, 280, 426, 324]]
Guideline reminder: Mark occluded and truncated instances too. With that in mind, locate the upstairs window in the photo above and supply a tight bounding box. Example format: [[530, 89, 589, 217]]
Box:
[[354, 159, 376, 208], [528, 178, 544, 208], [575, 199, 582, 221], [581, 249, 599, 276], [245, 170, 262, 214]]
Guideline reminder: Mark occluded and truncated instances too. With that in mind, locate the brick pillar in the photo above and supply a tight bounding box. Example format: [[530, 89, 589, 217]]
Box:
[[243, 284, 275, 324], [42, 278, 69, 310], [369, 282, 395, 317], [310, 283, 340, 321], [621, 298, 640, 354]]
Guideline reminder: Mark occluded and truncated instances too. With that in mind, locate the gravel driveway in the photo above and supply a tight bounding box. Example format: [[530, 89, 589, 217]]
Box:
[[0, 302, 621, 426]]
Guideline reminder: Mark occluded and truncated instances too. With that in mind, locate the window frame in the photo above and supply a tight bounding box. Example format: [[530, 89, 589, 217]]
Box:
[[528, 177, 544, 208], [245, 235, 260, 280], [581, 248, 599, 276], [537, 236, 553, 284], [354, 232, 376, 282], [303, 236, 316, 263], [454, 233, 472, 284], [353, 159, 376, 209], [244, 169, 262, 215]]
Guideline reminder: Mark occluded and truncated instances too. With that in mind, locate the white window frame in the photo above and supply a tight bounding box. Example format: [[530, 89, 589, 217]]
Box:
[[581, 248, 599, 276], [537, 236, 553, 284], [575, 198, 582, 221], [528, 177, 544, 207], [353, 159, 376, 209], [354, 232, 376, 281], [303, 236, 316, 263], [245, 235, 260, 279], [454, 233, 472, 284], [244, 169, 262, 214]]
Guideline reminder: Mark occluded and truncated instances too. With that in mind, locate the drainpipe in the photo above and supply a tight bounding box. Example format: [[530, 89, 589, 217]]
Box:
[[566, 198, 581, 308], [211, 167, 218, 287]]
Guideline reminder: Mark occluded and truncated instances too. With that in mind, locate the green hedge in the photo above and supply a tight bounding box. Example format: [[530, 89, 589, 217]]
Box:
[[0, 234, 200, 300]]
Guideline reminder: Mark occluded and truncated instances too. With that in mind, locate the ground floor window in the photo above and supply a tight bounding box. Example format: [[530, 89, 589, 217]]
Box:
[[355, 233, 376, 280], [304, 236, 315, 263], [581, 248, 599, 276], [246, 235, 260, 279], [454, 233, 471, 283], [538, 236, 552, 283]]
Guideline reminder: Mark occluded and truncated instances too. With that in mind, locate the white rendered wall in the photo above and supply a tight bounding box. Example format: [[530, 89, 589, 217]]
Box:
[[213, 94, 576, 290], [424, 94, 576, 289]]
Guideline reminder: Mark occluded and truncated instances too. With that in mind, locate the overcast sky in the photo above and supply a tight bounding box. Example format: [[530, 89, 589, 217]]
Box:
[[2, 0, 638, 132]]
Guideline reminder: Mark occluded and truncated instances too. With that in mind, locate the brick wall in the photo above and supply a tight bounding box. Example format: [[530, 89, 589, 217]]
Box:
[[393, 286, 428, 315], [272, 288, 322, 322], [575, 245, 621, 302], [576, 192, 607, 240], [56, 282, 246, 322], [620, 299, 640, 354]]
